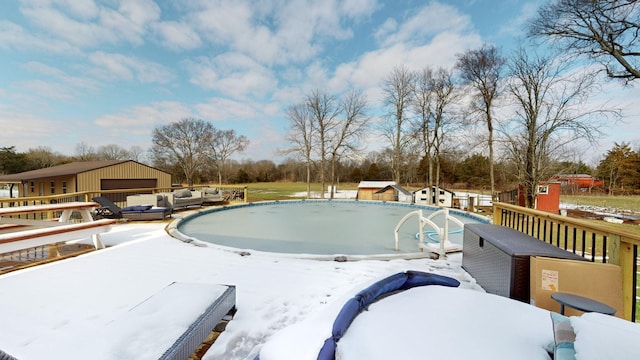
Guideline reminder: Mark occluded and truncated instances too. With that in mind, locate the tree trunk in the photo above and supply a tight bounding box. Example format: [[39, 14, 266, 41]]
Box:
[[306, 161, 311, 199], [330, 156, 336, 199], [488, 120, 495, 201]]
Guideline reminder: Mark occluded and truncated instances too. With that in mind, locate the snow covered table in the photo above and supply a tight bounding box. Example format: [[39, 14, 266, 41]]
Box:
[[0, 202, 116, 253]]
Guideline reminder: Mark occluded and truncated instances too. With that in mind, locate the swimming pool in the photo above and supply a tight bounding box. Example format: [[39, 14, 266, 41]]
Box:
[[171, 200, 488, 258]]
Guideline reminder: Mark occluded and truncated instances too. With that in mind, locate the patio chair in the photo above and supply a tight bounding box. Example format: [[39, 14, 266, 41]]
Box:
[[92, 196, 172, 221]]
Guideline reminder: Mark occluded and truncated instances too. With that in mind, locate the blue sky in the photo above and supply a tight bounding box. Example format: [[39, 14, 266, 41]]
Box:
[[0, 0, 637, 164]]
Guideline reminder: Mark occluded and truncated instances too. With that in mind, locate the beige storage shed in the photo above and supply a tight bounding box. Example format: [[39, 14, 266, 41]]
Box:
[[0, 160, 172, 197], [356, 181, 396, 200]]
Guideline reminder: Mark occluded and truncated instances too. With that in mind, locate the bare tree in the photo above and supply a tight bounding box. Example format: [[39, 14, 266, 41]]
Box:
[[529, 0, 640, 81], [427, 67, 459, 205], [455, 44, 506, 200], [208, 129, 249, 185], [307, 90, 340, 198], [98, 144, 130, 160], [412, 67, 436, 192], [151, 118, 213, 186], [74, 141, 98, 161], [25, 146, 64, 168], [504, 48, 617, 208], [128, 145, 146, 163], [381, 65, 415, 183], [284, 103, 315, 198], [327, 89, 369, 199]]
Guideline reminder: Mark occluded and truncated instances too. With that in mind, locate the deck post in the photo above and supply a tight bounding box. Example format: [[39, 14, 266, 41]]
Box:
[[619, 241, 635, 321], [492, 205, 503, 225]]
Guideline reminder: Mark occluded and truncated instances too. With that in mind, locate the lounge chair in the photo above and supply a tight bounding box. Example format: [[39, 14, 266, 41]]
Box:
[[92, 196, 172, 221]]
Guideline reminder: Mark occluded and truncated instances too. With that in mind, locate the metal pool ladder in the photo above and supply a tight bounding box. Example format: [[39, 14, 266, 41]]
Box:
[[394, 208, 465, 258]]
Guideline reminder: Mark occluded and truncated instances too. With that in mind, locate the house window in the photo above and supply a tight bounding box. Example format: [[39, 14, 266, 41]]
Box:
[[30, 181, 35, 193], [62, 181, 67, 194], [537, 185, 549, 195], [50, 181, 55, 194]]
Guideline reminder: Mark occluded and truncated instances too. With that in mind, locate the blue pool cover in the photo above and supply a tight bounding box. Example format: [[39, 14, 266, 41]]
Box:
[[254, 270, 460, 360], [317, 271, 460, 360]]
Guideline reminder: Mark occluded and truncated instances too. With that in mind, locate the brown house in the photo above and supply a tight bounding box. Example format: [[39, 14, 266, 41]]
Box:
[[0, 160, 172, 198]]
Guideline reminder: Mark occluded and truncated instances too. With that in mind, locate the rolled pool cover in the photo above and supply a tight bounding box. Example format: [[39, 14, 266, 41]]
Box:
[[316, 270, 460, 360]]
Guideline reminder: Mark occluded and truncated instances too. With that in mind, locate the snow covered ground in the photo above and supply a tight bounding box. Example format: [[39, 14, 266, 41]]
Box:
[[291, 189, 358, 199], [0, 219, 639, 359]]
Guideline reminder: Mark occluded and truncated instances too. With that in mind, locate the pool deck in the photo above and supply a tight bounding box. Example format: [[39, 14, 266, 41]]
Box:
[[0, 201, 486, 360]]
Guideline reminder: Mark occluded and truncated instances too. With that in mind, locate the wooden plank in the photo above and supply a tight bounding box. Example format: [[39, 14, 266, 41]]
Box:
[[0, 202, 98, 216]]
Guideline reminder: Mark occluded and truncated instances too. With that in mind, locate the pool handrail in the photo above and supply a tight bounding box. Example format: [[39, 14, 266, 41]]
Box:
[[394, 208, 466, 257]]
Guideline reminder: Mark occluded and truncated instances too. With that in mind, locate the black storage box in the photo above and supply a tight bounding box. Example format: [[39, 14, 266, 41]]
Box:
[[462, 223, 586, 302]]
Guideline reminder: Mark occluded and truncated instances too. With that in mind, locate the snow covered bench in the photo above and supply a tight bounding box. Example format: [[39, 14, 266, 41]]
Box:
[[78, 282, 236, 360], [0, 202, 116, 254]]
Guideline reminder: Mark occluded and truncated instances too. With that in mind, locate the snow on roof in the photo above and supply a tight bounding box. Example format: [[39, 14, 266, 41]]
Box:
[[412, 185, 455, 194], [374, 184, 412, 195], [357, 181, 396, 188]]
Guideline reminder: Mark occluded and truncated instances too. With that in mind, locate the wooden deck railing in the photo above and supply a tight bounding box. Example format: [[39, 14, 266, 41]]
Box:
[[494, 202, 640, 322], [0, 185, 248, 265], [0, 185, 248, 213]]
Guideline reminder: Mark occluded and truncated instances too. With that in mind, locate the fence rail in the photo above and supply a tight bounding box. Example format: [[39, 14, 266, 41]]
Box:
[[0, 185, 248, 211], [0, 185, 247, 266], [494, 202, 640, 322]]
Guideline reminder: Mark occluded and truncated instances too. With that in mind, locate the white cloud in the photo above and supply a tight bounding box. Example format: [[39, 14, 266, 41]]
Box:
[[327, 2, 482, 102], [88, 52, 174, 84], [58, 0, 100, 20], [154, 20, 202, 51], [19, 79, 80, 101], [18, 0, 160, 48], [195, 97, 260, 122], [93, 101, 195, 130], [340, 0, 381, 19], [0, 20, 80, 54], [103, 0, 161, 45], [184, 0, 370, 66], [185, 53, 278, 98], [23, 61, 100, 92], [375, 2, 473, 47], [498, 0, 543, 38], [0, 102, 80, 153], [92, 98, 261, 134], [374, 18, 398, 43]]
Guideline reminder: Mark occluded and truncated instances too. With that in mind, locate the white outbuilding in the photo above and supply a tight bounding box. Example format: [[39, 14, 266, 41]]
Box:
[[413, 186, 455, 207]]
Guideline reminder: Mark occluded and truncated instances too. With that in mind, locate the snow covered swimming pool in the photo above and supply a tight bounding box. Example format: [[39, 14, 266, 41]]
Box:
[[173, 200, 487, 257]]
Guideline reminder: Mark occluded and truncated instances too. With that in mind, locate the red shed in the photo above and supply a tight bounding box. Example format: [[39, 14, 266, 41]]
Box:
[[535, 183, 561, 214]]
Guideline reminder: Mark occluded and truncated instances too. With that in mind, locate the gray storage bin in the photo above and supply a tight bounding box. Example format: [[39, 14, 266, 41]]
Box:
[[462, 223, 586, 302]]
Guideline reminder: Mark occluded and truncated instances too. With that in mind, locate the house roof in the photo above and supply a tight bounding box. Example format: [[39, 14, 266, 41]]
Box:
[[357, 181, 396, 189], [375, 184, 413, 196], [0, 160, 131, 182]]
